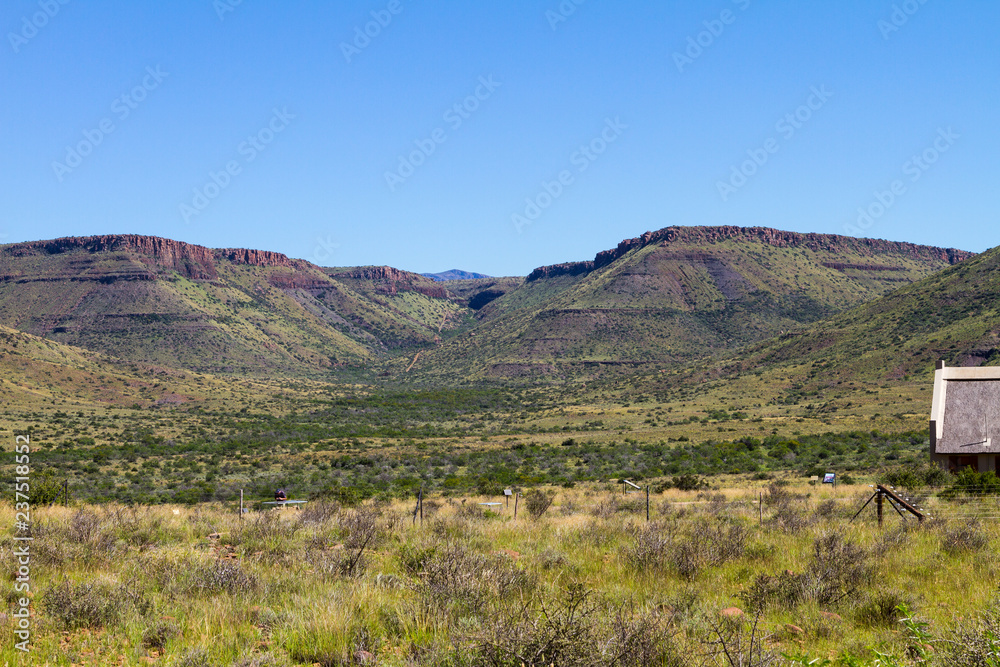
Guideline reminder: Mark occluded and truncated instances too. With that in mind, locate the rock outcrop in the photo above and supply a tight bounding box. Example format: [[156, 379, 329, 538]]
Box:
[[215, 248, 293, 268], [2, 234, 298, 280], [5, 235, 219, 280], [326, 266, 449, 299]]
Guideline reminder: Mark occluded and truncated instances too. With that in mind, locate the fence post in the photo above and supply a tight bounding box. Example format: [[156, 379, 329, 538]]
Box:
[[64, 480, 69, 507], [646, 486, 650, 522], [759, 492, 762, 525], [876, 489, 883, 527], [419, 488, 423, 526], [240, 489, 244, 520], [514, 493, 519, 520]]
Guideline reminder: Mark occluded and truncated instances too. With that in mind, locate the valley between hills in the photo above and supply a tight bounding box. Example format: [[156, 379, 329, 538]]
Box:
[[0, 225, 985, 505]]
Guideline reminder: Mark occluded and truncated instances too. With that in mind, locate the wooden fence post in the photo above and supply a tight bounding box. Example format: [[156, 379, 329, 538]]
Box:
[[513, 493, 519, 520]]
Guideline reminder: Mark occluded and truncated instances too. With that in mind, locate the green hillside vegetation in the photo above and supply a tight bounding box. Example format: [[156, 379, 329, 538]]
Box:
[[0, 243, 476, 376], [745, 243, 1000, 381], [404, 227, 969, 381], [630, 241, 1000, 424]]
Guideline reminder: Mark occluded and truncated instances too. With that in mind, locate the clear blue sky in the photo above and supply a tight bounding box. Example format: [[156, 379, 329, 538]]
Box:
[[2, 1, 998, 276]]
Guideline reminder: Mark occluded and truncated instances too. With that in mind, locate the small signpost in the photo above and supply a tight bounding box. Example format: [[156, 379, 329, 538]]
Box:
[[823, 473, 836, 486], [504, 488, 513, 508]]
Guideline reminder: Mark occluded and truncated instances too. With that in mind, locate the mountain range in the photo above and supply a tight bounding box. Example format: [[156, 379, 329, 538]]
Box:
[[0, 227, 979, 393]]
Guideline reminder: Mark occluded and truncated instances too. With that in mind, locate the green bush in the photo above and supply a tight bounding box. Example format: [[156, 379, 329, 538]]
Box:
[[524, 489, 555, 519], [942, 468, 1000, 498], [32, 469, 65, 505], [42, 578, 151, 629], [671, 474, 708, 492], [882, 463, 948, 490]]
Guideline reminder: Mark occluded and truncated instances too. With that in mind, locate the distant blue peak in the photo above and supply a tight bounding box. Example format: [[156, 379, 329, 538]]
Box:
[[421, 269, 492, 282]]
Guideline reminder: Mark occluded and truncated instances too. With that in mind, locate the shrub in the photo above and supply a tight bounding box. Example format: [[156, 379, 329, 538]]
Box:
[[398, 543, 438, 574], [881, 463, 948, 490], [672, 474, 709, 492], [471, 584, 683, 667], [815, 499, 838, 519], [855, 589, 908, 628], [173, 648, 212, 667], [625, 522, 675, 572], [942, 468, 1000, 498], [297, 500, 340, 526], [764, 484, 812, 533], [591, 496, 620, 519], [190, 559, 257, 595], [806, 533, 874, 606], [30, 469, 65, 505], [417, 544, 534, 613], [739, 572, 805, 612], [624, 520, 747, 580], [742, 534, 873, 611], [142, 619, 180, 650], [703, 611, 779, 667], [69, 508, 103, 543], [338, 506, 383, 549], [524, 489, 555, 520], [42, 577, 151, 629], [304, 545, 360, 578], [232, 653, 290, 667], [942, 520, 988, 555], [537, 548, 570, 570], [943, 603, 1000, 666]]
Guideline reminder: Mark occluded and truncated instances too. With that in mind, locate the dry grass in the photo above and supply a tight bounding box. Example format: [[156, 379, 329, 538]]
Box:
[[1, 482, 998, 665]]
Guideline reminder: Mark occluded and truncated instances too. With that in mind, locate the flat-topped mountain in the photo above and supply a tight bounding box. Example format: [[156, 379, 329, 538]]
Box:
[[403, 226, 972, 379], [0, 235, 466, 375], [527, 226, 970, 281]]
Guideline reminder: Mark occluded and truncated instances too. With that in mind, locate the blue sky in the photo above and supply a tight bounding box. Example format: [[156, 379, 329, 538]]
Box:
[[2, 1, 997, 276]]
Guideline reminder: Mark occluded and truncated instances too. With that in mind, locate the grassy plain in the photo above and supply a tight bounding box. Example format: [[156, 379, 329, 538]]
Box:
[[5, 481, 1000, 666]]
